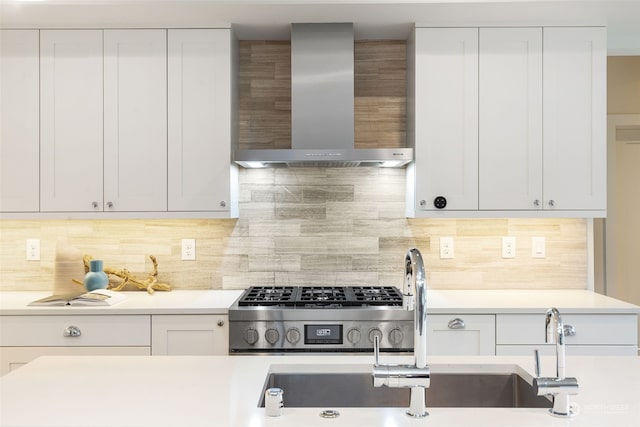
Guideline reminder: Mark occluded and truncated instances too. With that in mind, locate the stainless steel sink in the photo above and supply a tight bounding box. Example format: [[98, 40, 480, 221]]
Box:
[[259, 371, 552, 408]]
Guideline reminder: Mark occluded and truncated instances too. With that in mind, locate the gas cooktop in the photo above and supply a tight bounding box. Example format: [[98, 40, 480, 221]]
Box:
[[237, 285, 403, 308]]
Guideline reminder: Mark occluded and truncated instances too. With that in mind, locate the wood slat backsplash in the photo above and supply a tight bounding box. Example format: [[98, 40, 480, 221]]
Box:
[[238, 40, 407, 150]]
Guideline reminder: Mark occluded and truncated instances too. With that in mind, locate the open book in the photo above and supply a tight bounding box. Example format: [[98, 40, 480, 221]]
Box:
[[29, 289, 126, 307]]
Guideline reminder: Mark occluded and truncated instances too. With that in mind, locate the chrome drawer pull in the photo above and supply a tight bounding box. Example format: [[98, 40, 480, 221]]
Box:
[[448, 318, 466, 329], [563, 324, 576, 337], [63, 325, 82, 338]]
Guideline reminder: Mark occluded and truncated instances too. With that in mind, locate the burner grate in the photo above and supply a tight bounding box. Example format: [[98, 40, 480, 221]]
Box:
[[237, 285, 403, 307], [350, 286, 403, 306], [239, 286, 297, 306]]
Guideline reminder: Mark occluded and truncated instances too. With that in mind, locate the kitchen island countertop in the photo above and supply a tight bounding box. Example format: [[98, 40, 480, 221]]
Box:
[[0, 353, 638, 427], [1, 289, 638, 315]]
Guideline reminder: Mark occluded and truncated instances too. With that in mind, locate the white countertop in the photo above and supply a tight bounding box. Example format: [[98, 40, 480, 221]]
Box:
[[0, 354, 638, 427], [0, 290, 243, 315], [1, 289, 638, 316]]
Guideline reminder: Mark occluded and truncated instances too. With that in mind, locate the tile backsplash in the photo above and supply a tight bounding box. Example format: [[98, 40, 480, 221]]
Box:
[[0, 168, 587, 292]]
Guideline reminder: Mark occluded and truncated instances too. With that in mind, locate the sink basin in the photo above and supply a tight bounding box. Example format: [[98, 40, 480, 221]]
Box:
[[259, 368, 552, 408]]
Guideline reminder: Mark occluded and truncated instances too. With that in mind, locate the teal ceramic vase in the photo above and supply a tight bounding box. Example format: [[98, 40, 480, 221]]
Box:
[[84, 259, 109, 291]]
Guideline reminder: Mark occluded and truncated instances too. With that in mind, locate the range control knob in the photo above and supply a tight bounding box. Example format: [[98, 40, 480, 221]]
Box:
[[285, 327, 301, 344], [244, 328, 259, 346], [388, 328, 404, 346], [346, 328, 361, 345], [368, 327, 383, 344], [265, 328, 280, 345]]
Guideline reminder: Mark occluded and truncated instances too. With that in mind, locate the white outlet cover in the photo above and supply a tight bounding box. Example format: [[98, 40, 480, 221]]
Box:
[[26, 239, 40, 261], [502, 236, 516, 259], [181, 239, 196, 261], [440, 237, 454, 259]]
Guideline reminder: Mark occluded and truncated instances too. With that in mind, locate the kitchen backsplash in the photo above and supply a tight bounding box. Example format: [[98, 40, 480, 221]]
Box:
[[0, 168, 587, 292]]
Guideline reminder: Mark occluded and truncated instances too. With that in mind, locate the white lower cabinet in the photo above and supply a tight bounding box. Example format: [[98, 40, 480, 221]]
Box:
[[496, 314, 638, 356], [151, 315, 228, 356], [0, 315, 151, 376], [427, 314, 496, 355]]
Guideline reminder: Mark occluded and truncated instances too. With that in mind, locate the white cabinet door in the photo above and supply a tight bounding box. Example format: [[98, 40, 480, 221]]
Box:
[[151, 315, 228, 355], [40, 30, 104, 212], [414, 28, 479, 211], [427, 314, 495, 355], [543, 27, 607, 212], [0, 30, 40, 212], [479, 28, 543, 210], [168, 29, 233, 212], [104, 30, 167, 212]]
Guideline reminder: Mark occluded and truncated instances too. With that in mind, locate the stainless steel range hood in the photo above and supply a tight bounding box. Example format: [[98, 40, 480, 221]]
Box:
[[234, 23, 413, 168]]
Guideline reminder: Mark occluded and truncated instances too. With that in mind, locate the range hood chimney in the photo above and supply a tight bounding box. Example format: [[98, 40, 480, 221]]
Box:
[[234, 23, 413, 168]]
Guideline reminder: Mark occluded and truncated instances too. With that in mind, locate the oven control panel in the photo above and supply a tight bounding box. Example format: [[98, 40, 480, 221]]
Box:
[[229, 320, 413, 352]]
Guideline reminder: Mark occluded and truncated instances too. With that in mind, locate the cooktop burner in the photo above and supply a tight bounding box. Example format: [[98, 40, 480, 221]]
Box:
[[237, 285, 402, 308]]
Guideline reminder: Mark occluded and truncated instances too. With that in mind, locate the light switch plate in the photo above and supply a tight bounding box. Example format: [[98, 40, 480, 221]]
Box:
[[532, 237, 546, 258]]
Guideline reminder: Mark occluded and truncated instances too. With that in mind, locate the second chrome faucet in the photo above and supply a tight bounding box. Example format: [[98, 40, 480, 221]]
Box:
[[534, 307, 580, 417], [372, 248, 430, 417]]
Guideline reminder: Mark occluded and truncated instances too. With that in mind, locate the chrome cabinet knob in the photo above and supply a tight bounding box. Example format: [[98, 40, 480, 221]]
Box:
[[106, 201, 114, 208], [447, 318, 466, 329], [533, 199, 540, 207], [217, 320, 225, 327], [419, 200, 426, 207], [219, 201, 227, 208], [563, 324, 576, 337], [548, 200, 555, 207], [92, 201, 99, 209], [63, 325, 81, 338]]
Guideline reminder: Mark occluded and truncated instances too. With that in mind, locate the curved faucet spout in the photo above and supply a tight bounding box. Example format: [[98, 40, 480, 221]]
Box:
[[545, 307, 566, 380], [404, 248, 427, 369]]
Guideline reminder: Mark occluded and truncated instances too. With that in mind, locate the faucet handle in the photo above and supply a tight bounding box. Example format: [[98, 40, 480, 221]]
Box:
[[534, 349, 541, 378], [374, 335, 380, 366]]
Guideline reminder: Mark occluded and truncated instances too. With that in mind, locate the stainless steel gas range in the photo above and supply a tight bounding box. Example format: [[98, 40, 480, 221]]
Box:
[[228, 286, 413, 353]]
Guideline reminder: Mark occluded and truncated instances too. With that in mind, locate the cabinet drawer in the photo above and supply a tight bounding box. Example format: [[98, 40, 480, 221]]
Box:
[[0, 315, 151, 347], [427, 314, 495, 355], [496, 314, 637, 345]]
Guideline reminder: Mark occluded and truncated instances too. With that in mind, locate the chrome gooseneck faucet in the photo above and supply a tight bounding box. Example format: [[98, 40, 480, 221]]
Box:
[[534, 307, 579, 417], [372, 248, 430, 417]]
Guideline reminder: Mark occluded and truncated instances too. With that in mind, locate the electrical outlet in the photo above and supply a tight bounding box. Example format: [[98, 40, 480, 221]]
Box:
[[502, 236, 516, 259], [181, 239, 196, 261], [26, 239, 40, 261], [439, 237, 454, 259], [532, 237, 546, 258]]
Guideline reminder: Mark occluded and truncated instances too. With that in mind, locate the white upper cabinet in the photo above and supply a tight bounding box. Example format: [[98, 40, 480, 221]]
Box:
[[104, 30, 167, 212], [40, 30, 104, 212], [413, 28, 479, 212], [409, 26, 606, 217], [543, 27, 607, 212], [0, 30, 40, 212], [168, 29, 236, 213], [479, 28, 543, 210]]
